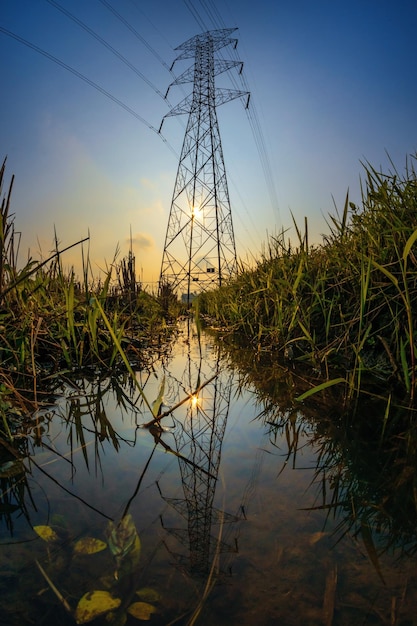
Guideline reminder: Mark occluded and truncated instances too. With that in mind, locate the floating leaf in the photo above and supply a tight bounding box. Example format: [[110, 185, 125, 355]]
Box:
[[126, 602, 157, 621], [136, 588, 161, 603], [33, 525, 59, 542], [74, 537, 107, 555], [75, 590, 121, 624]]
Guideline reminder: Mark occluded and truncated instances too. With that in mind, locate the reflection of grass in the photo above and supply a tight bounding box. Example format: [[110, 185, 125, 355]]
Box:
[[216, 335, 417, 580], [309, 398, 417, 557]]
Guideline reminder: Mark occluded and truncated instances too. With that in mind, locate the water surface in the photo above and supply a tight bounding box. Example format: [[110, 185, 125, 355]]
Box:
[[0, 320, 416, 625]]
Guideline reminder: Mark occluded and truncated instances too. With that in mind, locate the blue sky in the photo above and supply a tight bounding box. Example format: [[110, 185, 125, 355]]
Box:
[[1, 0, 416, 288]]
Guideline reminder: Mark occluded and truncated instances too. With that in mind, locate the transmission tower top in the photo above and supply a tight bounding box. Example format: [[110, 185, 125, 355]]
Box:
[[159, 29, 249, 304]]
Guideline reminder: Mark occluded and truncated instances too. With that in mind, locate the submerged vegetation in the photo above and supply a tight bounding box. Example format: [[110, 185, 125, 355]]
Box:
[[199, 155, 417, 406]]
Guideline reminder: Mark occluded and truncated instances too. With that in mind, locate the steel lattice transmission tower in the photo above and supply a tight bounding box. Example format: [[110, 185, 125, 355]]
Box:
[[159, 28, 249, 302]]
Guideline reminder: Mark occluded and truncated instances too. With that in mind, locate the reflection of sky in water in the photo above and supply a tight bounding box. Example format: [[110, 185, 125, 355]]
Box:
[[11, 326, 319, 557], [2, 323, 415, 625]]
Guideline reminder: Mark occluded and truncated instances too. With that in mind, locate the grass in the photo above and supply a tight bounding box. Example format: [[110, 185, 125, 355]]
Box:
[[198, 154, 417, 406], [0, 157, 181, 438]]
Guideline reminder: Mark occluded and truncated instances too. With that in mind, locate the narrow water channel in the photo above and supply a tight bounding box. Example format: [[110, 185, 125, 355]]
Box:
[[0, 320, 416, 625]]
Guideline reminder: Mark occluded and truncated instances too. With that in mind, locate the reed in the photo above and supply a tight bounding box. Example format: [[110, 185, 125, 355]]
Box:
[[0, 159, 178, 434], [199, 155, 417, 404]]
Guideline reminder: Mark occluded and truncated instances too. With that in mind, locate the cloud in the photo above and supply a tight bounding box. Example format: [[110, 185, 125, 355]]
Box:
[[129, 232, 154, 250]]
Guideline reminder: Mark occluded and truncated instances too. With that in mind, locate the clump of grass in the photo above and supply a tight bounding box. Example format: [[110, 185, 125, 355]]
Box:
[[0, 158, 178, 435], [198, 154, 417, 402]]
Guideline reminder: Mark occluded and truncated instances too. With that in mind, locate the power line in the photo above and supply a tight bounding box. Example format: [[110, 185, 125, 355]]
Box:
[[97, 0, 172, 72], [206, 3, 281, 227], [182, 0, 208, 32], [0, 26, 177, 156], [178, 0, 281, 229], [45, 0, 166, 99]]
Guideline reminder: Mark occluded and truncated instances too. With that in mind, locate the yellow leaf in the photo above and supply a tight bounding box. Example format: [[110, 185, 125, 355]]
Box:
[[135, 588, 161, 603], [74, 537, 107, 555], [33, 525, 59, 542], [75, 590, 121, 624], [126, 601, 157, 621]]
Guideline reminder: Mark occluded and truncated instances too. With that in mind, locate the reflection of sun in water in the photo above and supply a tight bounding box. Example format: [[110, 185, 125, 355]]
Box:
[[190, 394, 199, 409]]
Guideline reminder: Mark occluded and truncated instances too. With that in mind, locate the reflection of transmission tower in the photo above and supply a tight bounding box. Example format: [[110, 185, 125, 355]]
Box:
[[159, 29, 249, 303], [159, 325, 238, 575]]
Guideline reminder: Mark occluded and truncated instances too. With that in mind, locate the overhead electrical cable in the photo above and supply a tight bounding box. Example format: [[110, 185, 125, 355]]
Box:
[[172, 0, 266, 244], [182, 0, 208, 32], [97, 0, 172, 72], [201, 2, 281, 226], [0, 26, 177, 157], [180, 0, 280, 236], [45, 0, 165, 100]]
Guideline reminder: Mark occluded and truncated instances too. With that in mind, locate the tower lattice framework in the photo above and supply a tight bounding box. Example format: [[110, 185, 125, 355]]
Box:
[[159, 28, 248, 301]]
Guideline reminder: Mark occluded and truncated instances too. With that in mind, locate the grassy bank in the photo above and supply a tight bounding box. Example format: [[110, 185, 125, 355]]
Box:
[[199, 156, 417, 402], [0, 158, 180, 428]]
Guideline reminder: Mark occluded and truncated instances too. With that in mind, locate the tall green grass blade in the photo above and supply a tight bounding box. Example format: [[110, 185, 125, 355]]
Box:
[[402, 227, 417, 263], [295, 378, 346, 402], [400, 337, 410, 393], [92, 297, 153, 415]]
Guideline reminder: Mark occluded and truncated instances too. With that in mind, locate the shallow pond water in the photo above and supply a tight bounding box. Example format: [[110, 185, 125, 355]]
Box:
[[1, 320, 416, 625]]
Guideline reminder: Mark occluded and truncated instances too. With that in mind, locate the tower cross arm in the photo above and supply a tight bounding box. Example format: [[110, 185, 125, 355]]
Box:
[[215, 88, 250, 107], [163, 94, 193, 118], [166, 60, 243, 96], [174, 28, 238, 53]]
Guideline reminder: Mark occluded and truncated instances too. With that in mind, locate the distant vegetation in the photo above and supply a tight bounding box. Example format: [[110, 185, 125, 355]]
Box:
[[199, 155, 417, 405]]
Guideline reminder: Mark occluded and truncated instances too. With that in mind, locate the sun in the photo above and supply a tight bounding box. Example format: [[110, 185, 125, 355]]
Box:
[[191, 205, 202, 219]]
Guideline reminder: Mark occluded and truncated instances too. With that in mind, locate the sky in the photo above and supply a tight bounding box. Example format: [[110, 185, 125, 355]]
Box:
[[1, 0, 416, 289]]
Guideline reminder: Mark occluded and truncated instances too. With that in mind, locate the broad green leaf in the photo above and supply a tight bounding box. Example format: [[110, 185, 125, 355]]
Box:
[[126, 601, 157, 621], [135, 587, 161, 603], [74, 537, 107, 555], [33, 525, 59, 542], [295, 378, 346, 402], [75, 590, 121, 624]]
